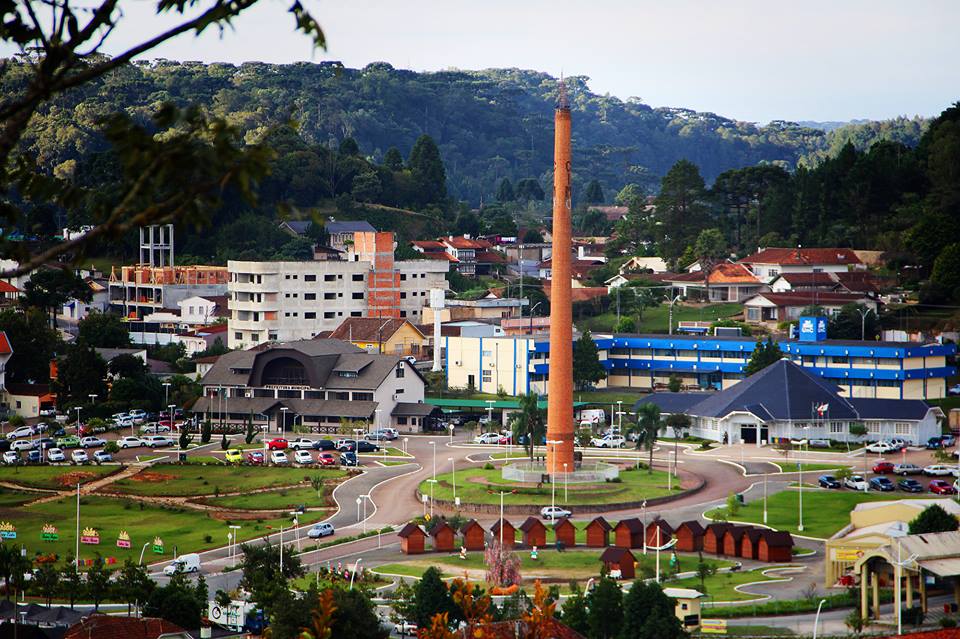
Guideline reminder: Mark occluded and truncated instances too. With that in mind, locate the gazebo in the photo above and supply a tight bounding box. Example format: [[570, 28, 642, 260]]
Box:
[[398, 523, 427, 555], [722, 525, 752, 557], [614, 518, 645, 549], [429, 519, 456, 553], [554, 517, 577, 548], [646, 520, 674, 549], [675, 521, 705, 552], [461, 519, 486, 551], [490, 519, 517, 549], [585, 516, 612, 548], [703, 523, 732, 555], [600, 547, 637, 580], [519, 517, 547, 548]]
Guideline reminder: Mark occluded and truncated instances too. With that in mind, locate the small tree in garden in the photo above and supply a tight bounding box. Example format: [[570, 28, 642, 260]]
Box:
[[220, 432, 229, 450], [179, 429, 193, 450], [310, 475, 325, 499], [245, 414, 257, 444], [485, 539, 521, 587], [667, 374, 682, 392], [201, 420, 212, 444]]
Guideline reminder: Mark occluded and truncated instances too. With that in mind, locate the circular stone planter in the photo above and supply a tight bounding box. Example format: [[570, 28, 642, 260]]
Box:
[[501, 461, 619, 483]]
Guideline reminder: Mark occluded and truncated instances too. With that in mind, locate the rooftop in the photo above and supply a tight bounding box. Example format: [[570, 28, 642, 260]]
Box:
[[739, 247, 862, 266], [327, 317, 423, 343]]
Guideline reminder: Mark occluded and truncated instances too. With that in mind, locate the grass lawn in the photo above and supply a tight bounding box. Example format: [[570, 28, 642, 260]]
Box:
[[0, 465, 118, 490], [197, 485, 340, 511], [109, 464, 345, 497], [579, 302, 743, 334], [668, 567, 787, 602], [359, 447, 410, 458], [378, 460, 413, 467], [421, 466, 679, 507], [771, 462, 846, 473], [0, 490, 38, 507], [7, 494, 328, 565], [722, 626, 794, 636], [573, 389, 650, 406], [706, 489, 928, 539]]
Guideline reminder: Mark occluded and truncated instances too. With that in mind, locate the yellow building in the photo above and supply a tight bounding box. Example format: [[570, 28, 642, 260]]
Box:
[[663, 587, 706, 631], [327, 318, 426, 358]]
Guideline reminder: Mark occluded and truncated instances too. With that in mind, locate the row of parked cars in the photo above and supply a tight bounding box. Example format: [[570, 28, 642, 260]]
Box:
[[262, 435, 387, 453], [226, 449, 358, 467], [818, 473, 959, 494], [2, 448, 112, 464], [864, 434, 956, 454]]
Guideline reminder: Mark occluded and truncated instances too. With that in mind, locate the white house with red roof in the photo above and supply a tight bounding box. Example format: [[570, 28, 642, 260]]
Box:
[[410, 236, 506, 276], [738, 247, 864, 283], [662, 262, 766, 302], [0, 331, 11, 394]]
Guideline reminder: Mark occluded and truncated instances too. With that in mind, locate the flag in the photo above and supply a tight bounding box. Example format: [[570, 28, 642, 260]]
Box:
[[816, 403, 829, 415]]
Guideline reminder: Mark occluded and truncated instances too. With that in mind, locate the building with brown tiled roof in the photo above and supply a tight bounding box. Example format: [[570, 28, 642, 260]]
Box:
[[411, 236, 504, 276], [64, 614, 184, 639], [327, 317, 426, 358], [742, 290, 878, 324], [662, 262, 766, 302], [739, 247, 863, 283]]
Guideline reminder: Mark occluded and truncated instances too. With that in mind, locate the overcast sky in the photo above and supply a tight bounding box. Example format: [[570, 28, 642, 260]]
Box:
[[15, 0, 960, 123]]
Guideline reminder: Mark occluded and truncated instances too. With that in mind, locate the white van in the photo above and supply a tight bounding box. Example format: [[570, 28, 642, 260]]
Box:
[[163, 553, 201, 575]]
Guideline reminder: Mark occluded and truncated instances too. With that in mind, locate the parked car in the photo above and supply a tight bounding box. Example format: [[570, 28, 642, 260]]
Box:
[[128, 409, 147, 423], [818, 475, 841, 489], [474, 432, 503, 445], [141, 423, 171, 434], [46, 447, 65, 462], [336, 439, 357, 452], [7, 426, 35, 439], [889, 438, 908, 450], [873, 462, 895, 474], [2, 451, 18, 464], [56, 435, 81, 449], [365, 431, 390, 442], [898, 479, 924, 493], [929, 479, 956, 495], [163, 553, 201, 575], [497, 433, 512, 445], [270, 451, 289, 465], [869, 477, 895, 491], [93, 450, 112, 463], [540, 506, 572, 520], [926, 437, 944, 450], [142, 435, 174, 448], [378, 428, 399, 440], [844, 475, 869, 491], [71, 450, 88, 464], [590, 435, 625, 448], [949, 383, 960, 396], [10, 439, 35, 452], [318, 453, 337, 466], [340, 452, 359, 467], [315, 439, 336, 451], [246, 451, 265, 465], [394, 620, 418, 636], [267, 438, 289, 450], [118, 436, 145, 449], [808, 439, 832, 449], [224, 449, 243, 463], [307, 523, 335, 539], [923, 464, 954, 476], [288, 438, 316, 451], [27, 450, 41, 463], [894, 464, 923, 476], [518, 433, 547, 446], [34, 437, 55, 450], [294, 450, 314, 465], [356, 440, 380, 453], [80, 436, 106, 449], [865, 441, 896, 454], [941, 434, 956, 447]]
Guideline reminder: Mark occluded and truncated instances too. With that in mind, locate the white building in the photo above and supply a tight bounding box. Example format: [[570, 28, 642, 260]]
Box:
[[739, 247, 864, 284]]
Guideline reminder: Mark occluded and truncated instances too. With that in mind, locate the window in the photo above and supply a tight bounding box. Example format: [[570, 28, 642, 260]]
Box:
[[482, 370, 492, 383], [396, 366, 405, 379], [397, 416, 407, 425], [324, 312, 335, 319], [830, 421, 845, 434], [400, 292, 407, 299], [482, 350, 492, 357], [400, 311, 407, 317], [747, 307, 760, 321], [769, 269, 779, 277], [353, 392, 373, 401], [352, 292, 363, 299], [235, 332, 243, 340], [304, 293, 316, 300], [304, 274, 316, 282], [400, 274, 407, 281], [352, 274, 364, 282], [867, 422, 882, 434], [324, 274, 336, 282], [351, 311, 362, 317], [395, 388, 404, 395], [304, 312, 316, 319], [895, 422, 912, 435], [324, 293, 336, 300]]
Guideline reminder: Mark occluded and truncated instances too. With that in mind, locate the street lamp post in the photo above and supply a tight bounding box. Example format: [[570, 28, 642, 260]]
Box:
[[359, 494, 371, 534], [546, 440, 562, 510], [668, 294, 682, 335], [229, 525, 241, 567], [563, 463, 568, 501], [280, 407, 289, 439], [426, 479, 437, 518], [485, 400, 495, 434], [856, 307, 875, 341], [448, 457, 456, 504], [812, 599, 828, 639], [74, 407, 82, 434], [162, 382, 171, 419]]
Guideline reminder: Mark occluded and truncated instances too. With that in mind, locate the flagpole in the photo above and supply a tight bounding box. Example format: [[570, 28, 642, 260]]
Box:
[[75, 482, 80, 568]]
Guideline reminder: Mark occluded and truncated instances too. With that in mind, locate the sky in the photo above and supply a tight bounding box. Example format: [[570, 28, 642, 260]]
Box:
[[13, 0, 960, 123]]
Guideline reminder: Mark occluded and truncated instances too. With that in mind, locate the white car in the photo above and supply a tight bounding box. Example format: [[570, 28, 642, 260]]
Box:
[[46, 448, 66, 462], [93, 450, 113, 463], [2, 451, 19, 464], [591, 435, 625, 448], [141, 435, 174, 448], [270, 451, 289, 465], [889, 438, 908, 450], [844, 474, 869, 490], [7, 426, 35, 439], [80, 436, 106, 449], [394, 620, 418, 636], [288, 438, 316, 451], [307, 522, 335, 538], [71, 450, 89, 464], [865, 441, 896, 454], [128, 409, 147, 423], [923, 464, 954, 477], [540, 506, 572, 520], [474, 432, 503, 445], [118, 436, 145, 449], [10, 439, 35, 452], [140, 423, 170, 434], [293, 450, 314, 465]]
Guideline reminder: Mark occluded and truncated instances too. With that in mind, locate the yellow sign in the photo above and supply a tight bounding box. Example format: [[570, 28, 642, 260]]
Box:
[[0, 521, 17, 539], [701, 619, 727, 634], [833, 548, 864, 562]]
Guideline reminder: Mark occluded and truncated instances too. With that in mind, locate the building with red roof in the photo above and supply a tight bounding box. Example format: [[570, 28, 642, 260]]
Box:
[[739, 247, 863, 283], [410, 236, 505, 276], [662, 262, 766, 302], [64, 613, 185, 639]]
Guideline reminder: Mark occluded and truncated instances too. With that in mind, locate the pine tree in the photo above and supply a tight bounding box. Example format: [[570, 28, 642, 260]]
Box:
[[909, 504, 959, 534], [586, 576, 622, 639], [408, 134, 447, 208], [382, 147, 404, 171], [573, 330, 607, 390], [584, 179, 604, 204], [497, 178, 515, 202], [745, 336, 784, 376]]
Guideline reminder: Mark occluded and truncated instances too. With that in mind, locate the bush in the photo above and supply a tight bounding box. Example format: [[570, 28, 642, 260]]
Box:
[[464, 420, 478, 432], [7, 414, 25, 428], [204, 534, 213, 544], [941, 617, 957, 628], [103, 441, 120, 454], [483, 462, 495, 470]]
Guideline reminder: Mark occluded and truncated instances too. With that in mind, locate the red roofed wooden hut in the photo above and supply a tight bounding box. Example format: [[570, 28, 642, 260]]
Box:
[[645, 519, 674, 549], [722, 526, 752, 558], [600, 547, 636, 580], [490, 519, 516, 549], [675, 520, 705, 552], [614, 518, 645, 549], [398, 523, 427, 555], [429, 519, 456, 553], [519, 517, 547, 548], [758, 531, 794, 562], [703, 523, 732, 555], [553, 518, 577, 548], [461, 519, 486, 552], [741, 528, 765, 560], [585, 517, 612, 548]]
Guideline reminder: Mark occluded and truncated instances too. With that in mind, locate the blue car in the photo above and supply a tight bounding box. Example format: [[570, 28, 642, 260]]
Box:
[[27, 450, 41, 463], [926, 437, 943, 449], [870, 477, 895, 492], [518, 434, 547, 446], [818, 475, 841, 489]]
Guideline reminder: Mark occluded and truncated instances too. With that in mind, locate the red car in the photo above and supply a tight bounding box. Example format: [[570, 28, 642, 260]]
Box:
[[318, 453, 337, 466], [497, 434, 513, 445], [267, 438, 288, 450], [929, 479, 956, 495], [246, 451, 265, 465], [873, 462, 895, 474]]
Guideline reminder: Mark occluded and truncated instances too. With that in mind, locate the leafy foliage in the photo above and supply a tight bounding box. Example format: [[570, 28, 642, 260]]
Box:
[[909, 504, 959, 534], [573, 329, 607, 390], [745, 336, 784, 376]]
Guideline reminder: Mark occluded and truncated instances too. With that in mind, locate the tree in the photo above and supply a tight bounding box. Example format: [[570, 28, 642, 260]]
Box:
[[54, 342, 108, 408], [909, 504, 959, 534], [693, 227, 728, 301], [143, 571, 205, 629], [330, 586, 389, 638], [696, 551, 717, 593], [744, 337, 783, 376], [109, 353, 147, 380], [0, 1, 324, 278], [559, 583, 590, 635], [586, 576, 622, 639], [653, 160, 711, 262], [33, 563, 60, 607], [245, 413, 257, 445], [115, 559, 155, 616], [19, 267, 90, 327], [667, 374, 682, 393], [635, 403, 662, 473], [614, 316, 636, 332], [573, 330, 607, 390], [665, 413, 691, 439], [828, 304, 880, 340], [510, 393, 546, 461], [0, 308, 59, 383], [522, 228, 545, 243], [78, 312, 131, 348], [238, 541, 305, 616], [615, 184, 645, 207], [382, 147, 404, 171], [496, 178, 515, 202], [485, 539, 521, 589], [0, 545, 17, 600], [583, 179, 604, 204], [515, 178, 545, 201], [620, 581, 685, 639], [408, 135, 447, 209], [201, 420, 212, 444], [85, 556, 112, 611], [59, 560, 84, 609], [929, 243, 960, 302], [413, 567, 455, 629]]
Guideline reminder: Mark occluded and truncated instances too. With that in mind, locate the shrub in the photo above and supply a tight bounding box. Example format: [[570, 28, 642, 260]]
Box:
[[941, 617, 957, 628], [204, 534, 213, 544], [103, 440, 120, 454], [726, 492, 741, 516], [483, 462, 495, 470]]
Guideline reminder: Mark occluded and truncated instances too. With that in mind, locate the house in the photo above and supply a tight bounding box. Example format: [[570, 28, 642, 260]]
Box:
[[618, 256, 668, 275], [490, 519, 516, 548], [742, 290, 878, 324], [554, 517, 577, 548], [4, 383, 55, 418], [193, 338, 430, 433], [739, 247, 864, 283], [722, 526, 752, 557], [663, 587, 707, 631], [0, 279, 20, 306], [327, 317, 426, 358], [599, 546, 636, 579], [461, 519, 486, 551], [537, 258, 603, 284], [59, 277, 108, 321], [326, 220, 377, 251], [0, 331, 10, 395], [768, 271, 882, 297], [740, 528, 765, 560], [641, 359, 945, 446], [585, 516, 612, 548], [398, 523, 427, 555], [646, 520, 674, 549], [278, 219, 315, 237], [703, 523, 732, 555], [422, 296, 527, 324], [675, 521, 705, 552], [543, 282, 607, 305], [758, 530, 794, 562], [588, 205, 629, 223], [176, 295, 228, 325], [519, 517, 547, 548], [662, 263, 766, 303], [429, 519, 456, 553], [411, 236, 505, 276], [614, 518, 645, 549], [64, 614, 184, 639]]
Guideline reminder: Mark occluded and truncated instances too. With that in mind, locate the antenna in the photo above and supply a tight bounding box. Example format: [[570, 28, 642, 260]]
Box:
[[557, 73, 570, 110]]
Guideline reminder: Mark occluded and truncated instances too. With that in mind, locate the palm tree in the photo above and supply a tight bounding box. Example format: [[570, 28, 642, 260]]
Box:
[[509, 393, 545, 461], [636, 403, 662, 474], [0, 544, 16, 601]]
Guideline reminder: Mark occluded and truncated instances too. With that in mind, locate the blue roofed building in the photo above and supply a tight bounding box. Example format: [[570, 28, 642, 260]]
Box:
[[639, 359, 944, 446]]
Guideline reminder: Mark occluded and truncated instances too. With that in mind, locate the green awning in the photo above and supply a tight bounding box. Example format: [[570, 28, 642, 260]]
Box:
[[425, 398, 588, 410]]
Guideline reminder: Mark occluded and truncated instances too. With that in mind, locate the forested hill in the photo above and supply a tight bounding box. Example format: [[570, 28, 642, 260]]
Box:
[[10, 59, 927, 204]]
